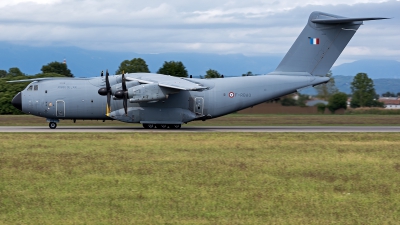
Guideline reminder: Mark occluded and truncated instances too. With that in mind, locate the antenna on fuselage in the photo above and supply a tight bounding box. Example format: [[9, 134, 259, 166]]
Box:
[[101, 70, 104, 77]]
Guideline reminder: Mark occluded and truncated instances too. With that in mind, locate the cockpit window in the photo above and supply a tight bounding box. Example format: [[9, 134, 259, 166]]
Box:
[[27, 86, 33, 91], [34, 85, 38, 91]]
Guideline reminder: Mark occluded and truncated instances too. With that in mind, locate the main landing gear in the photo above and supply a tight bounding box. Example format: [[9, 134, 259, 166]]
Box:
[[142, 124, 181, 129]]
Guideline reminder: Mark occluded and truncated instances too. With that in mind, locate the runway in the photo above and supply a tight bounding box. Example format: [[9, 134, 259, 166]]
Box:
[[1, 126, 400, 132]]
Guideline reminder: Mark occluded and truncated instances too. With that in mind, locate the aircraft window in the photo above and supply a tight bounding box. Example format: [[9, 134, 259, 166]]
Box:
[[27, 86, 33, 91], [34, 85, 38, 91]]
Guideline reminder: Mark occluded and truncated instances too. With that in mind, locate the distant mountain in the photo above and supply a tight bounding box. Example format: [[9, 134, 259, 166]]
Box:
[[300, 75, 400, 96], [0, 42, 281, 77], [332, 59, 400, 79], [373, 78, 400, 95], [333, 75, 353, 94]]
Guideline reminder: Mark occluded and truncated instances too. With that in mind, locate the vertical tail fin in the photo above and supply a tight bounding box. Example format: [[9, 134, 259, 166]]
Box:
[[272, 11, 388, 76]]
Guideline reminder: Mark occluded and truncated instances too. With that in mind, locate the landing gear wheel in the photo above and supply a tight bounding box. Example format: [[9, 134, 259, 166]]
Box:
[[169, 124, 181, 129], [156, 124, 168, 129], [143, 124, 155, 129], [49, 122, 57, 129]]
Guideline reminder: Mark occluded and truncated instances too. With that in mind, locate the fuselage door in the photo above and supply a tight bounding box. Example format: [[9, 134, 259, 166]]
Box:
[[194, 97, 204, 116], [56, 100, 65, 117]]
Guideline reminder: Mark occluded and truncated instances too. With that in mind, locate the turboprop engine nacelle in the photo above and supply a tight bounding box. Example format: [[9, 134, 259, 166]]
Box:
[[128, 83, 175, 103], [112, 81, 140, 96]]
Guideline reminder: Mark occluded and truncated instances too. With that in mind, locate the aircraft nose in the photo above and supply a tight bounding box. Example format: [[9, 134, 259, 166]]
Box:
[[11, 92, 22, 111]]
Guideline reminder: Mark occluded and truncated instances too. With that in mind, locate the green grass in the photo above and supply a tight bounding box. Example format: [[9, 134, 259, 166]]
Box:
[[1, 114, 400, 126], [1, 133, 400, 224]]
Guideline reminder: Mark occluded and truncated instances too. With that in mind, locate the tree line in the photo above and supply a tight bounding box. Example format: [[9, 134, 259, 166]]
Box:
[[284, 71, 385, 113], [116, 58, 227, 78]]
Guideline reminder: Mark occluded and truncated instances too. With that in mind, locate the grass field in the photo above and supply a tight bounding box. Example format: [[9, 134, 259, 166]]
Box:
[[1, 114, 400, 126], [1, 133, 400, 224]]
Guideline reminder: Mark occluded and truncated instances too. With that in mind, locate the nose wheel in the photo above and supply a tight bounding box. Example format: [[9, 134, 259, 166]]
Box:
[[49, 122, 57, 129]]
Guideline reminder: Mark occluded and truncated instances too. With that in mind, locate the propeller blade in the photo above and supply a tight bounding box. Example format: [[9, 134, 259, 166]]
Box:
[[122, 72, 127, 92], [123, 94, 128, 115], [121, 71, 128, 115], [106, 69, 112, 116], [105, 69, 110, 90], [106, 92, 111, 116]]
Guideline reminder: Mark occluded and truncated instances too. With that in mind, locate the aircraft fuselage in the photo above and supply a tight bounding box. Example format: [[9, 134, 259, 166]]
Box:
[[12, 73, 328, 127]]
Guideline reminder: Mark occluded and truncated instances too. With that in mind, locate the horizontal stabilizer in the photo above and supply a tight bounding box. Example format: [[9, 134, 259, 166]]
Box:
[[312, 17, 389, 24]]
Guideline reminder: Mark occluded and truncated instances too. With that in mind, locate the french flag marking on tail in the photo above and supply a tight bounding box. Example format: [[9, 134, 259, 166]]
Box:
[[310, 38, 319, 45]]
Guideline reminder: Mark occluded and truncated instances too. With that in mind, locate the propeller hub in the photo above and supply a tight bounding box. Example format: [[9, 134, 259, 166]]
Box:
[[114, 90, 125, 99], [98, 88, 108, 96]]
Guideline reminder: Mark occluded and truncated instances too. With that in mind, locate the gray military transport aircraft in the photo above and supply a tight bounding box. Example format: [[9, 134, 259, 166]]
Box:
[[9, 11, 387, 129]]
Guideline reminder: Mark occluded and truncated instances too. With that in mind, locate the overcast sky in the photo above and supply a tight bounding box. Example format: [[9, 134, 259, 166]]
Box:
[[0, 0, 399, 65]]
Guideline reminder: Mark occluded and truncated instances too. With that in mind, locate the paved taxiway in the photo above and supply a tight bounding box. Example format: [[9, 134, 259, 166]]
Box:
[[1, 126, 400, 132]]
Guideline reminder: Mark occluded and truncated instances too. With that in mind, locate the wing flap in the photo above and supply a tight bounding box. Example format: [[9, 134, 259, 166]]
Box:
[[125, 76, 207, 91], [126, 78, 153, 84]]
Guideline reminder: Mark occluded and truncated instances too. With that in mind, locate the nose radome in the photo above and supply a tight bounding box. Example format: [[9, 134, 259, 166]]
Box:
[[11, 92, 22, 111]]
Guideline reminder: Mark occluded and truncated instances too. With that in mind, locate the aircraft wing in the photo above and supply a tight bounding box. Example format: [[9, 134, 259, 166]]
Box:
[[125, 75, 207, 91], [7, 77, 90, 83]]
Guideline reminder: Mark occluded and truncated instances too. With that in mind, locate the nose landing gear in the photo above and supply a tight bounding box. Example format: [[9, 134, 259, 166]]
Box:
[[49, 122, 57, 129], [46, 119, 59, 129]]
